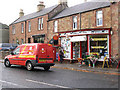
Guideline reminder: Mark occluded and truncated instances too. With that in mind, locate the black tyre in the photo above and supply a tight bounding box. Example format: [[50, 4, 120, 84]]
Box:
[[26, 62, 34, 71], [4, 59, 11, 67], [44, 66, 50, 71]]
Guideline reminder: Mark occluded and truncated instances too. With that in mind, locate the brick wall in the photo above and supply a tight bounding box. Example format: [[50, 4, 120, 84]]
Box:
[[9, 15, 49, 44], [26, 15, 48, 43], [9, 22, 25, 44], [111, 2, 119, 57], [118, 2, 120, 59]]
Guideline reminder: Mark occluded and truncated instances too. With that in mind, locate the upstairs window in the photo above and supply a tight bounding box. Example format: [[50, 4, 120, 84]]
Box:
[[73, 16, 77, 30], [38, 18, 43, 30], [12, 25, 15, 35], [38, 18, 41, 30], [41, 18, 43, 29], [96, 11, 103, 26], [28, 21, 31, 32], [54, 21, 58, 32], [21, 23, 24, 33]]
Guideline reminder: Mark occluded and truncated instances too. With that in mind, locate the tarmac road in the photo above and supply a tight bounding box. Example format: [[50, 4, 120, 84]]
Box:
[[0, 63, 119, 89]]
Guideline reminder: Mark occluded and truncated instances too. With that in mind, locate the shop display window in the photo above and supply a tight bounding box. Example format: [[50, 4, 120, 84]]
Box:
[[89, 35, 109, 59]]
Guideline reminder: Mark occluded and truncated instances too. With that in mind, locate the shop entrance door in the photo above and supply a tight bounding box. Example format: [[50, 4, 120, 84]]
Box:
[[73, 42, 80, 59], [81, 41, 87, 58]]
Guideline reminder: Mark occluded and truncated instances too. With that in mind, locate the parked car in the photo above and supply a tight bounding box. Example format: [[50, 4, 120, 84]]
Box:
[[0, 43, 18, 51], [4, 43, 55, 71]]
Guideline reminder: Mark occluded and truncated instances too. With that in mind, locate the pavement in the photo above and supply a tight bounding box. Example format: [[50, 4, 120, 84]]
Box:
[[0, 59, 120, 75]]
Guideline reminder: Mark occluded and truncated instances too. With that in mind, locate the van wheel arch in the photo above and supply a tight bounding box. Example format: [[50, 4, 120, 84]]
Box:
[[25, 60, 31, 66], [4, 58, 11, 67], [26, 60, 34, 71]]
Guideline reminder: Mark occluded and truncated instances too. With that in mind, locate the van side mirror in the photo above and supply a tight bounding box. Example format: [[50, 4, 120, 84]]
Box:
[[10, 51, 14, 55]]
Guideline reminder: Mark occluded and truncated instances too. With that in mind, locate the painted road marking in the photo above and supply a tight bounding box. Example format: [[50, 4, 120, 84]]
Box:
[[0, 80, 28, 88], [26, 79, 70, 88]]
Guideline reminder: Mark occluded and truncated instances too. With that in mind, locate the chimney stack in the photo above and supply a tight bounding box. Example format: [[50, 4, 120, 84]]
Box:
[[58, 0, 67, 5], [19, 9, 24, 17], [37, 1, 45, 12], [84, 0, 87, 2]]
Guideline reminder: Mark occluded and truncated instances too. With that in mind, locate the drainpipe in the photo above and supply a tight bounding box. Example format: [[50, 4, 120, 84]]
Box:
[[25, 21, 27, 43], [79, 13, 81, 30]]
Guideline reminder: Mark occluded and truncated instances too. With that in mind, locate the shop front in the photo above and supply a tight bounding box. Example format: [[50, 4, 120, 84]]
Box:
[[59, 28, 111, 61]]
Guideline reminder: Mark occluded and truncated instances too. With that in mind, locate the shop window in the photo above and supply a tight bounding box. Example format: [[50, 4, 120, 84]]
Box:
[[16, 39, 19, 44], [13, 39, 14, 43], [28, 38, 31, 43], [28, 21, 31, 32], [21, 23, 24, 33], [54, 21, 58, 32], [21, 39, 24, 44], [73, 16, 77, 30], [34, 37, 44, 43], [89, 35, 109, 58], [12, 25, 15, 35], [96, 11, 103, 26]]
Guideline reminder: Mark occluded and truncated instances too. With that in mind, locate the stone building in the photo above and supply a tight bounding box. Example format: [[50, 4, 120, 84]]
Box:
[[9, 0, 120, 60], [0, 23, 9, 43], [9, 0, 67, 44], [48, 1, 120, 60]]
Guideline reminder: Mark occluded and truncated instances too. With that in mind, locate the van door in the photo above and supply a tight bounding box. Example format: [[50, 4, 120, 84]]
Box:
[[38, 45, 47, 63], [46, 45, 54, 63], [10, 47, 20, 65]]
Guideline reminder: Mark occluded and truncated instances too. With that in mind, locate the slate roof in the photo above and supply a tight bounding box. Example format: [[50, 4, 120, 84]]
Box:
[[52, 1, 111, 20], [0, 23, 9, 29], [12, 5, 58, 24]]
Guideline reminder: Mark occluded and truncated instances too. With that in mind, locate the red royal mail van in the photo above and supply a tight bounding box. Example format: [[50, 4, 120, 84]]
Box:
[[4, 43, 55, 71]]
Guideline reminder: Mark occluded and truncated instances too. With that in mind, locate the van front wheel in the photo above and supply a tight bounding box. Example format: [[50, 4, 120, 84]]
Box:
[[44, 66, 50, 71], [26, 62, 34, 71], [4, 59, 11, 67]]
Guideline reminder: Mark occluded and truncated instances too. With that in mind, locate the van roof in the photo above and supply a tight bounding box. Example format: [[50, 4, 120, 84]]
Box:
[[21, 43, 51, 46]]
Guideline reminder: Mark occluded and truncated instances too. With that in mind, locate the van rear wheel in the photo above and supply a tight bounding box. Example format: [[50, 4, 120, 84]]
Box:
[[44, 66, 50, 71], [4, 59, 11, 67], [26, 62, 34, 71]]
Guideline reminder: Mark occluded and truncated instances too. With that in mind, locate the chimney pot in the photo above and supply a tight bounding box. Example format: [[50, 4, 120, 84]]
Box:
[[58, 0, 67, 5], [19, 9, 24, 17], [37, 1, 45, 12], [84, 0, 87, 2]]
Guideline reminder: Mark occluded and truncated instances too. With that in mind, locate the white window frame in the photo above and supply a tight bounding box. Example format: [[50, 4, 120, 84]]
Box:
[[54, 21, 58, 32], [41, 18, 43, 29], [73, 16, 77, 30], [21, 23, 24, 33], [28, 21, 31, 32], [12, 25, 15, 35], [38, 18, 41, 30], [96, 10, 103, 26]]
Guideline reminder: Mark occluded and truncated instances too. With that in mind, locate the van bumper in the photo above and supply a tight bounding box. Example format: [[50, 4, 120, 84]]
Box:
[[34, 63, 55, 67], [29, 60, 55, 67]]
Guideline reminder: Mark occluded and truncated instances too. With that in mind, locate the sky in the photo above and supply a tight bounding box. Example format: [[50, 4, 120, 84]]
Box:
[[0, 0, 91, 25], [2, 0, 112, 25]]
